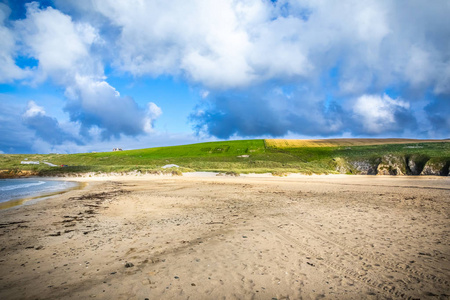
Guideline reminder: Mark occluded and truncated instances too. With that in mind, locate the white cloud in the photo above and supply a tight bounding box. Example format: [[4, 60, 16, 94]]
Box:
[[15, 2, 101, 84], [143, 102, 162, 133], [54, 0, 448, 96], [14, 4, 160, 139], [147, 102, 162, 120], [65, 75, 162, 138], [353, 94, 410, 134], [23, 100, 45, 118], [66, 0, 314, 88], [0, 3, 30, 83], [22, 100, 80, 146], [247, 16, 311, 79], [200, 90, 209, 99]]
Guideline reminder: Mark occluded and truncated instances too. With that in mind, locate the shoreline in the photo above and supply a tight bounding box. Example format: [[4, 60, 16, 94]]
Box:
[[0, 179, 86, 210]]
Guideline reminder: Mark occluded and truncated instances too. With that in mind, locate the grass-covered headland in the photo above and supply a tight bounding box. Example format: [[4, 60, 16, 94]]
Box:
[[0, 139, 449, 177]]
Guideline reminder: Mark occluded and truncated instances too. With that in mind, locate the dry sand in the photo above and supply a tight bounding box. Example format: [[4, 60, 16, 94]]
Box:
[[0, 175, 449, 299]]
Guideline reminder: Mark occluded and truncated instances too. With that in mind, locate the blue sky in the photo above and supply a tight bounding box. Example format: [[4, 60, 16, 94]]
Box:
[[0, 0, 449, 154]]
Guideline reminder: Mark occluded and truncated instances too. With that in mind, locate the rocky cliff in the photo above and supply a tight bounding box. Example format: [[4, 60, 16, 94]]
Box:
[[377, 155, 407, 175], [335, 155, 449, 176], [0, 169, 39, 179], [421, 158, 450, 176]]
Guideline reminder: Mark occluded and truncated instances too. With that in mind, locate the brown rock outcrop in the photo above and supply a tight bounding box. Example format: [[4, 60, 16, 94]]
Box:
[[377, 155, 407, 175], [421, 158, 450, 176]]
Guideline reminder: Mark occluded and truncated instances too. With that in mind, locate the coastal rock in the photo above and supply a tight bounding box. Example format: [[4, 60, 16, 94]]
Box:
[[0, 169, 39, 179], [334, 160, 345, 173], [333, 157, 351, 174], [421, 158, 450, 176], [377, 155, 407, 175], [334, 158, 379, 175], [406, 154, 429, 175], [407, 159, 419, 175], [348, 159, 380, 175]]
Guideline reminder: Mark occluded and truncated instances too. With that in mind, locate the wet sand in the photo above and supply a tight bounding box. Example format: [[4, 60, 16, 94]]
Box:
[[0, 175, 449, 299]]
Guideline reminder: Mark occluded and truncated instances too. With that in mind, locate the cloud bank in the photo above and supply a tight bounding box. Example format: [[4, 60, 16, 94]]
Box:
[[0, 0, 449, 153], [22, 101, 77, 145], [4, 2, 162, 146], [53, 0, 450, 138]]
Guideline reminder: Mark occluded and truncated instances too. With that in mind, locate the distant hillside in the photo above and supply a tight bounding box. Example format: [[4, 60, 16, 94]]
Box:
[[0, 139, 449, 177], [265, 139, 449, 176], [265, 138, 446, 148]]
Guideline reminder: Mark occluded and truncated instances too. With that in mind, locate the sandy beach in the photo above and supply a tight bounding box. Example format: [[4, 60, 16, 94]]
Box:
[[0, 174, 449, 299]]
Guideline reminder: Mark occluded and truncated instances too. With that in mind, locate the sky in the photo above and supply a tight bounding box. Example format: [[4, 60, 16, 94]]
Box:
[[0, 0, 449, 154]]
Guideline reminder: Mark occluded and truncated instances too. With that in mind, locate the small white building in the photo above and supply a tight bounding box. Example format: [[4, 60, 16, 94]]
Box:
[[21, 161, 39, 165]]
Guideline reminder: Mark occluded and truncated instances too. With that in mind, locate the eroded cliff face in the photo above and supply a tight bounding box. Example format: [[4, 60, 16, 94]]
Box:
[[334, 155, 449, 176], [348, 160, 380, 175], [421, 158, 450, 176], [377, 155, 407, 175], [0, 170, 39, 179], [406, 154, 430, 175]]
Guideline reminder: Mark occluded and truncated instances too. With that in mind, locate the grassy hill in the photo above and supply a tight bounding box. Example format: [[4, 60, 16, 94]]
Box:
[[265, 138, 446, 148], [0, 139, 449, 176]]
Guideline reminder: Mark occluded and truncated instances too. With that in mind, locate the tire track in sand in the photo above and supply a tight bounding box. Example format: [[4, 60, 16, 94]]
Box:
[[277, 212, 449, 289], [265, 218, 413, 299]]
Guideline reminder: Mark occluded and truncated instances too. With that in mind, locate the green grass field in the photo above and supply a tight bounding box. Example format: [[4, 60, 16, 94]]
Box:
[[0, 139, 449, 176]]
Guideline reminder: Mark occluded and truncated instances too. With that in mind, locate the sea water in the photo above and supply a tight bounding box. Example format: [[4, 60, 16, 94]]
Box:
[[0, 178, 79, 205]]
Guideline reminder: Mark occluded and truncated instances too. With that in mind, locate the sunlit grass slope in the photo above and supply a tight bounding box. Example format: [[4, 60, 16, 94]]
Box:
[[0, 140, 270, 174], [0, 139, 448, 176], [265, 138, 446, 148]]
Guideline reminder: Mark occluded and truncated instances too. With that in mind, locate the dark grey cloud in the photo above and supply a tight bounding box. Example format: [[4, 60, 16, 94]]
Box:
[[0, 101, 34, 153], [0, 98, 182, 154], [0, 99, 85, 154], [191, 85, 420, 139], [22, 101, 81, 145], [64, 77, 161, 140], [65, 95, 151, 140], [425, 96, 450, 137]]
